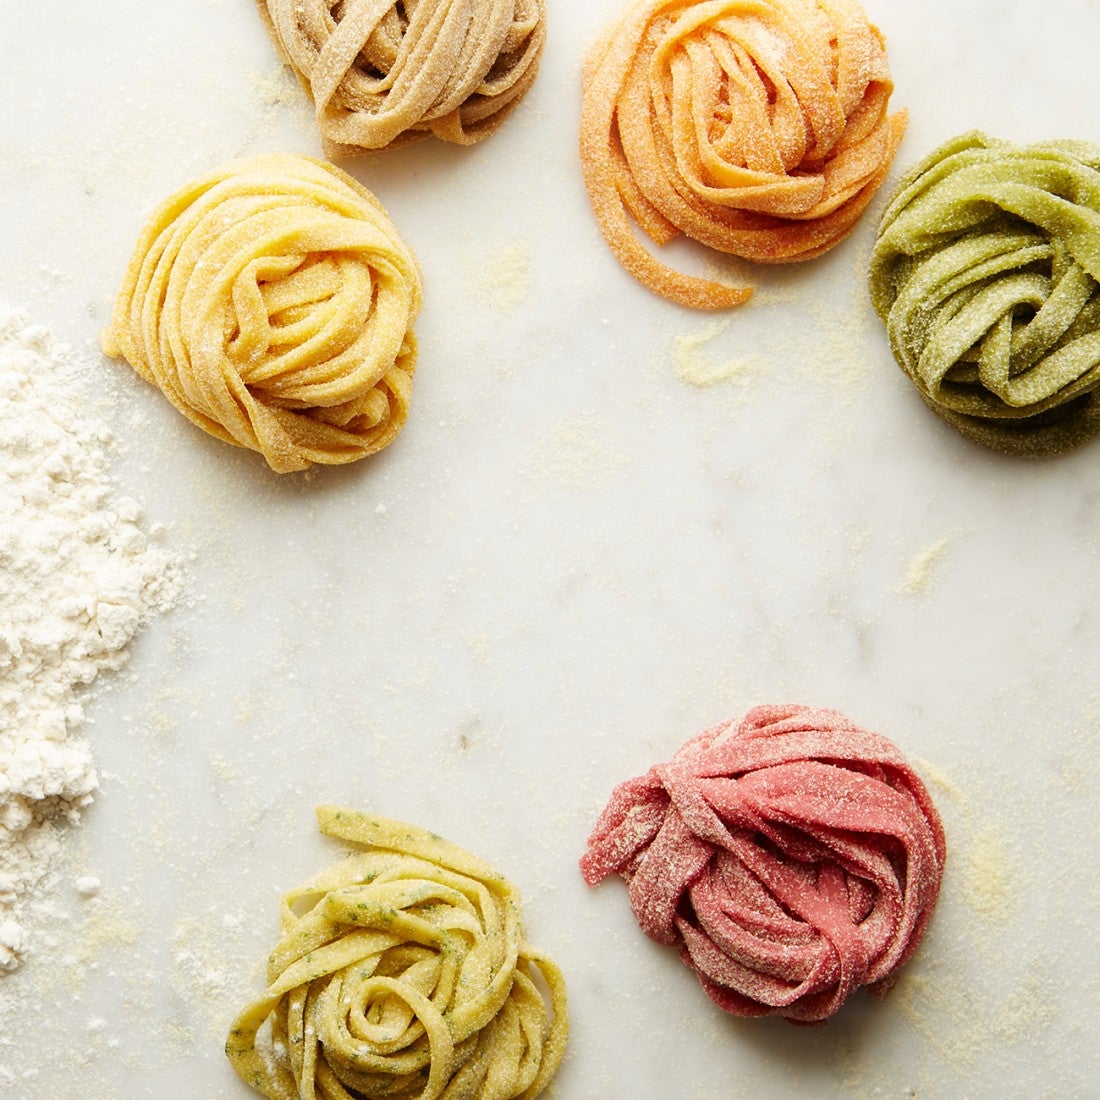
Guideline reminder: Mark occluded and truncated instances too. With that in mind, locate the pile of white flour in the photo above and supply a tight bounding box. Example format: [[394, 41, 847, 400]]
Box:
[[0, 304, 181, 971]]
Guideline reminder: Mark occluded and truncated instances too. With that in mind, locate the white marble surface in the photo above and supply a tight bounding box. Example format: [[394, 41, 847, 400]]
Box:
[[2, 0, 1100, 1096]]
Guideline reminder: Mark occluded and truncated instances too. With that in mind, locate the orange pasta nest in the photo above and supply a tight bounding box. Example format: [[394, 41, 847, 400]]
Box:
[[580, 0, 907, 309]]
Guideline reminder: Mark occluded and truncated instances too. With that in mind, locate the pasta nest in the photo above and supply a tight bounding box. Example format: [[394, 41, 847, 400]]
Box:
[[103, 154, 421, 473], [580, 705, 946, 1023], [227, 807, 569, 1100], [255, 0, 547, 153], [869, 130, 1100, 455], [580, 0, 907, 309]]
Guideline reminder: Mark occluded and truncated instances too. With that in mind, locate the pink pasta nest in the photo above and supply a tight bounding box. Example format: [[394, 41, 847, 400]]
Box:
[[580, 704, 946, 1023]]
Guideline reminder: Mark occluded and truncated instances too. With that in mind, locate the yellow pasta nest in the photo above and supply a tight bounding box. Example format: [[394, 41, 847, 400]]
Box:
[[254, 0, 547, 154], [103, 154, 422, 474], [580, 0, 907, 309], [226, 807, 569, 1100]]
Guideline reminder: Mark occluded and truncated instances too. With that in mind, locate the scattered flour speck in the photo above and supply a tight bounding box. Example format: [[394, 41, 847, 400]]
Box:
[[475, 242, 533, 311], [899, 536, 955, 595], [526, 416, 629, 493], [673, 317, 766, 389]]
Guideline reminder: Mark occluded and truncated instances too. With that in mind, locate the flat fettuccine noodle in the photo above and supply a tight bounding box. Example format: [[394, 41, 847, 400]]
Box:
[[226, 807, 569, 1100], [102, 154, 421, 473], [869, 130, 1100, 455], [580, 0, 907, 309], [255, 0, 546, 154]]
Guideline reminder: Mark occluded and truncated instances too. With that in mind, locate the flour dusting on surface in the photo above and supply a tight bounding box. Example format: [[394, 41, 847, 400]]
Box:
[[0, 305, 182, 971]]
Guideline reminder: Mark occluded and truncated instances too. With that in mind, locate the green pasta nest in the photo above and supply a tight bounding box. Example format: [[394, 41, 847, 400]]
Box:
[[869, 130, 1100, 455]]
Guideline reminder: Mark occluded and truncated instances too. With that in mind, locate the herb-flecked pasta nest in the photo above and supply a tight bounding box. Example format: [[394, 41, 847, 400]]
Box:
[[226, 807, 569, 1100]]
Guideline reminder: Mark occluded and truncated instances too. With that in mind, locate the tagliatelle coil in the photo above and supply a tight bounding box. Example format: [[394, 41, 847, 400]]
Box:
[[869, 130, 1100, 455], [255, 0, 546, 154], [226, 807, 569, 1100], [580, 705, 946, 1023], [580, 0, 907, 309], [102, 154, 422, 474]]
